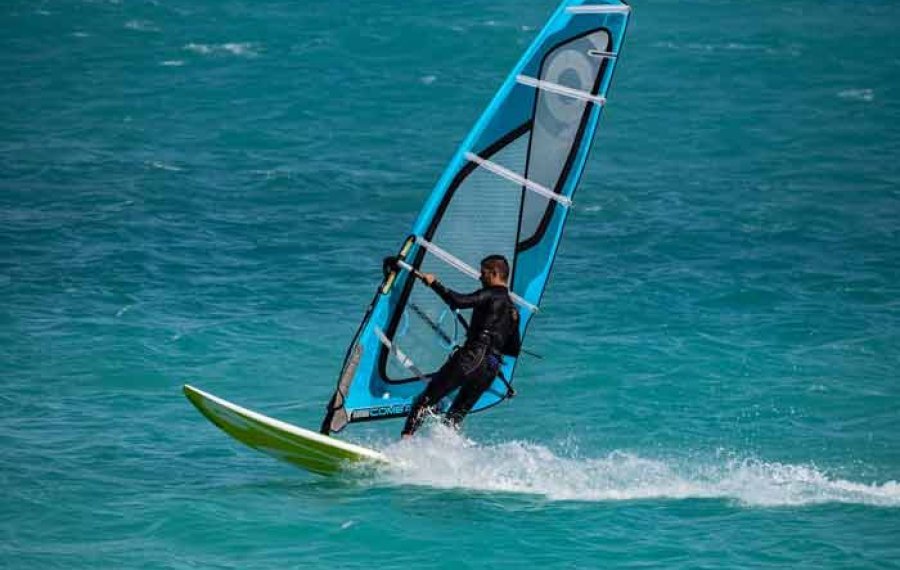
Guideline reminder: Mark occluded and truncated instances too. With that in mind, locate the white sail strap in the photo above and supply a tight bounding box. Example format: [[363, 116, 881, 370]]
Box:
[[516, 75, 607, 106], [414, 237, 539, 314], [566, 5, 631, 15], [465, 152, 572, 207], [374, 327, 428, 380]]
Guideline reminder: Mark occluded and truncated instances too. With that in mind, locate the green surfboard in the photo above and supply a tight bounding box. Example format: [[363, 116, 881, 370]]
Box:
[[183, 385, 388, 476]]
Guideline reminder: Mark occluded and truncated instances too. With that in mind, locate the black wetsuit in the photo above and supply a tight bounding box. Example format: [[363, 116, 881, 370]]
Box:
[[401, 282, 521, 436]]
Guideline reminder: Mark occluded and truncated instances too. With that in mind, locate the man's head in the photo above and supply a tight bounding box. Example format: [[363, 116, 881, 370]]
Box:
[[480, 254, 510, 287]]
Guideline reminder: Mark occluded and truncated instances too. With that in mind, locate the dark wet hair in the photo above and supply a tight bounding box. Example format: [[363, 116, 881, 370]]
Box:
[[480, 254, 510, 280]]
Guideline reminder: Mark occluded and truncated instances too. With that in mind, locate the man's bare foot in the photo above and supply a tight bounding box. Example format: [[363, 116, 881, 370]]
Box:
[[401, 434, 413, 441]]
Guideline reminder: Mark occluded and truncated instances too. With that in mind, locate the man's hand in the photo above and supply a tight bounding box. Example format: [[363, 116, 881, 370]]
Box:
[[419, 273, 437, 287]]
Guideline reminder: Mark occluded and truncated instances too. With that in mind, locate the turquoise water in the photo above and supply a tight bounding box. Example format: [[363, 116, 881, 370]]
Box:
[[3, 0, 899, 567]]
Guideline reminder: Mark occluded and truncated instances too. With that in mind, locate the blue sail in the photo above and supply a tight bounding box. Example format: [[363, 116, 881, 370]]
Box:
[[322, 0, 631, 434]]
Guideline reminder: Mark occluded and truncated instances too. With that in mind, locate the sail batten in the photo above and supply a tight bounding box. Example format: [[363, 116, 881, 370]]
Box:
[[416, 237, 481, 280], [374, 327, 427, 379], [588, 49, 618, 59], [416, 237, 539, 313], [516, 75, 608, 105], [464, 152, 572, 207]]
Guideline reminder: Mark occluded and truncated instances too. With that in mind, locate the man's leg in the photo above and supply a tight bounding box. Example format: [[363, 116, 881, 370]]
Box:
[[400, 362, 461, 438], [444, 369, 495, 429]]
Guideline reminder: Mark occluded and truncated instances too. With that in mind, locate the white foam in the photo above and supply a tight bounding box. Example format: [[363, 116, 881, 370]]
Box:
[[651, 40, 801, 57], [184, 42, 260, 57], [375, 425, 900, 507], [184, 43, 212, 55], [124, 20, 158, 32], [838, 88, 874, 102], [148, 160, 182, 172], [221, 43, 257, 56]]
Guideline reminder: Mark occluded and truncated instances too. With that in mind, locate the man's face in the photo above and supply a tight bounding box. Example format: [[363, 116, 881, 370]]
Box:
[[480, 266, 494, 287]]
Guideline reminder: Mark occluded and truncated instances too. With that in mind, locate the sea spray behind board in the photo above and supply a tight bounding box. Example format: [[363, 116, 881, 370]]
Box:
[[373, 424, 900, 507]]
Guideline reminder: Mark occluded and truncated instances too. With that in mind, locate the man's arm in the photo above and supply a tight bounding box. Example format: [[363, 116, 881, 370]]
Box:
[[419, 273, 488, 309]]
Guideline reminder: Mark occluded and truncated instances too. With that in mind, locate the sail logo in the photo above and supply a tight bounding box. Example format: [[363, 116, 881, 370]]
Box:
[[353, 403, 412, 419]]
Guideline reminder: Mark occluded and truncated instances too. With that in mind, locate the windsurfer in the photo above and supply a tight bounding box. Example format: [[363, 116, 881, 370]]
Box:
[[401, 255, 521, 439]]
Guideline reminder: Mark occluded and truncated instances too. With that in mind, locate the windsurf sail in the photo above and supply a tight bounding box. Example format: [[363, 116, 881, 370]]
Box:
[[322, 0, 631, 434]]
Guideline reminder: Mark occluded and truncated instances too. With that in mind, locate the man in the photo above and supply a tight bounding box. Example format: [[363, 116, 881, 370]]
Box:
[[401, 254, 521, 439]]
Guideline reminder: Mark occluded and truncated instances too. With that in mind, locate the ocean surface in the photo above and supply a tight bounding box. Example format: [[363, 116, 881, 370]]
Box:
[[2, 0, 899, 567]]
